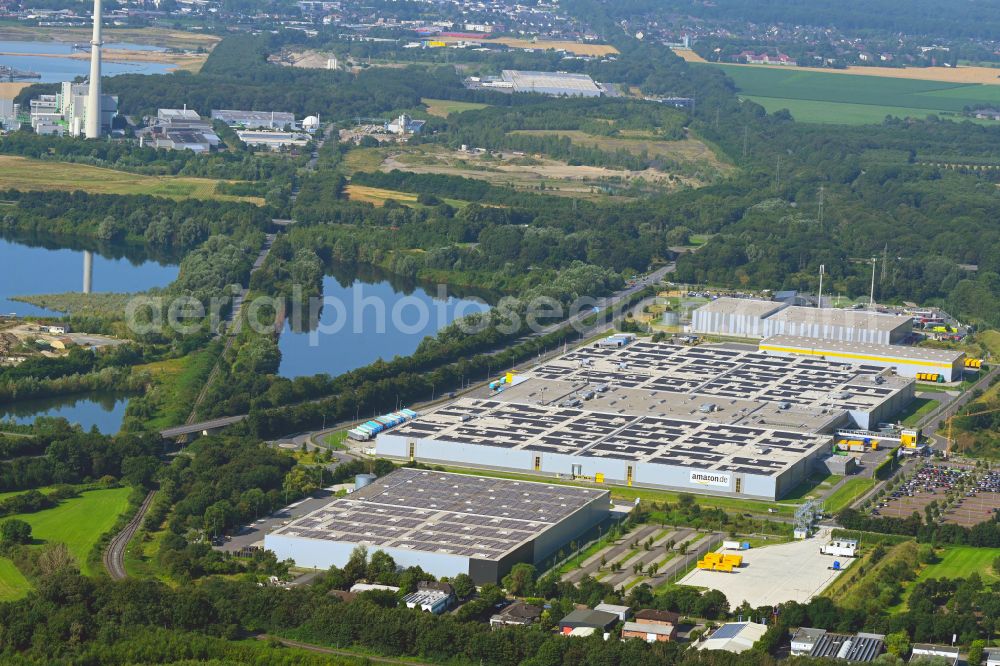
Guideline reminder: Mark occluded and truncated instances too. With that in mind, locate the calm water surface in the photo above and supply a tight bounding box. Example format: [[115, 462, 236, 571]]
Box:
[[278, 267, 492, 379]]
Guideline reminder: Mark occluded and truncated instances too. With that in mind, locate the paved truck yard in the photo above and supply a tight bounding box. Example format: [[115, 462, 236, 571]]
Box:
[[678, 531, 852, 607]]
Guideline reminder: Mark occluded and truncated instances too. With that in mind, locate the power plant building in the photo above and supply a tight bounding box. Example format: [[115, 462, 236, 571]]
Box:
[[29, 82, 117, 136], [692, 298, 913, 344], [264, 468, 609, 584], [759, 335, 966, 382], [375, 341, 915, 500]]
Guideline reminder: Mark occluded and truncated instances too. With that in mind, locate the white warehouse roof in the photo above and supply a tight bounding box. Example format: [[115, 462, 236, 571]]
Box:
[[761, 335, 964, 366], [767, 306, 912, 333]]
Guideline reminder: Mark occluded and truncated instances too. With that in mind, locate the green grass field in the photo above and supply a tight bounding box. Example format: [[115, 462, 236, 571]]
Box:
[[0, 156, 263, 204], [917, 546, 1000, 582], [13, 487, 131, 574], [824, 477, 875, 514], [702, 64, 1000, 124], [134, 347, 219, 430], [898, 397, 941, 426], [0, 487, 132, 596], [421, 98, 490, 117], [0, 557, 30, 601]]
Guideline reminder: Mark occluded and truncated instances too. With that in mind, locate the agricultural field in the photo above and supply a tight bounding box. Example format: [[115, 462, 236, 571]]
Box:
[[702, 64, 1000, 125], [422, 98, 490, 118], [0, 156, 264, 204], [343, 183, 468, 209], [343, 184, 418, 206]]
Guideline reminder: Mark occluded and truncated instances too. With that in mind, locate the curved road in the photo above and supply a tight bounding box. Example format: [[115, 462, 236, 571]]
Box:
[[104, 490, 156, 580]]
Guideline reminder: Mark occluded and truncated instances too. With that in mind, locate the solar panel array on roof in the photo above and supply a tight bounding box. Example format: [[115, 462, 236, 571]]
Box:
[[710, 623, 747, 640], [269, 468, 607, 560], [526, 342, 908, 415], [809, 633, 885, 662], [390, 397, 829, 476]]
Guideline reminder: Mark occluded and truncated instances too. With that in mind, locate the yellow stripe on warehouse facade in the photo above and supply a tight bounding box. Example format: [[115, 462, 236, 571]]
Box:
[[759, 345, 954, 368]]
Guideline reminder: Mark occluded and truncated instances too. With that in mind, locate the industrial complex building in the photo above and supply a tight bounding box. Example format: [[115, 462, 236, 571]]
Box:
[[759, 335, 966, 382], [264, 468, 609, 584], [211, 109, 296, 129], [469, 70, 603, 97], [375, 340, 915, 500], [692, 298, 913, 345], [29, 82, 117, 136], [143, 108, 221, 153], [790, 627, 886, 662], [501, 70, 602, 96]]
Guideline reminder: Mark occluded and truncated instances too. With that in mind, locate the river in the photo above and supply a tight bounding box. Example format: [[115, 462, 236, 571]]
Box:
[[0, 39, 173, 82], [278, 266, 492, 379], [0, 236, 179, 317]]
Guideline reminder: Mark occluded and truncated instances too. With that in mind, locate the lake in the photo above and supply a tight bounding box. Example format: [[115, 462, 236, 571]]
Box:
[[278, 267, 492, 379], [0, 39, 173, 82], [0, 391, 130, 434], [0, 236, 179, 316]]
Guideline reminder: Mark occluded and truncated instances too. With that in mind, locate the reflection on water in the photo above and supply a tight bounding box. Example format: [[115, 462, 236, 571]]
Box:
[[278, 264, 493, 379], [0, 391, 130, 434], [0, 234, 179, 317]]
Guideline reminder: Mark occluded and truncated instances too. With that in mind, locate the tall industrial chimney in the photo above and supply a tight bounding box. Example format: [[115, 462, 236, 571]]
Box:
[[84, 0, 102, 139]]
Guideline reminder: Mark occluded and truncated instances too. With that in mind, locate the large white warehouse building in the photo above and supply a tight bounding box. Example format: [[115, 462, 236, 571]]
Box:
[[265, 468, 609, 584], [692, 298, 913, 345], [375, 341, 915, 500], [759, 335, 966, 382]]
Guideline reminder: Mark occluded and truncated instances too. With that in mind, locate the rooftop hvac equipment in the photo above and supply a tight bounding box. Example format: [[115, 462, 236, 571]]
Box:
[[699, 403, 717, 413], [778, 401, 792, 410]]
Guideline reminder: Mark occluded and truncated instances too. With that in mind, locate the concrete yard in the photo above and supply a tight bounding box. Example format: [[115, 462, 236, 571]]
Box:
[[678, 530, 850, 607]]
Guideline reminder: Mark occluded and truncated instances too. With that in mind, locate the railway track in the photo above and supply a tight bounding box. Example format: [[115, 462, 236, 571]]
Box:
[[103, 490, 156, 580]]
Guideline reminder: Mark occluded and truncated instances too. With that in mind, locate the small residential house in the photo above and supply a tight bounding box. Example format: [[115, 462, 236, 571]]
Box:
[[490, 601, 542, 629], [621, 611, 680, 643]]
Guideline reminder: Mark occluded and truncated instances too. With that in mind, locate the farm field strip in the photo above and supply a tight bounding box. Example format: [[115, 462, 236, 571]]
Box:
[[421, 98, 490, 117], [699, 63, 1000, 123], [0, 156, 264, 204]]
